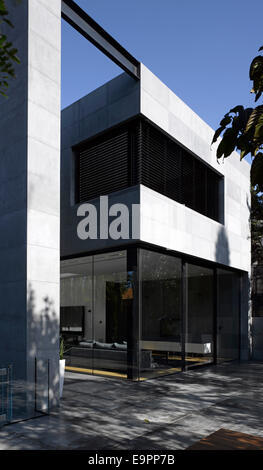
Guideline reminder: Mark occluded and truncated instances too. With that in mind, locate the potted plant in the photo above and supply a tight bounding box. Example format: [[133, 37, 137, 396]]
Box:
[[59, 336, 65, 398]]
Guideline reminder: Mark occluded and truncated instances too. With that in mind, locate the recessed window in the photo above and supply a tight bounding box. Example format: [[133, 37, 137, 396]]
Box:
[[75, 118, 224, 223]]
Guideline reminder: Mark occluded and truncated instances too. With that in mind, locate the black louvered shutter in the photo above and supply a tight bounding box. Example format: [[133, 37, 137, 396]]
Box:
[[182, 149, 194, 209], [207, 168, 220, 221], [166, 140, 183, 203], [194, 159, 207, 216], [75, 117, 222, 223], [77, 131, 129, 203], [140, 122, 166, 196]]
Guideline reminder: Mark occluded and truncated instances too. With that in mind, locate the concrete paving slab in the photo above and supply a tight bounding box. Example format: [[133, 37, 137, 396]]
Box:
[[0, 361, 263, 450]]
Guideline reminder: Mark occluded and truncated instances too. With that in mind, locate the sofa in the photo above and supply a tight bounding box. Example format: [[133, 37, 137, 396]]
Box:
[[65, 340, 153, 371]]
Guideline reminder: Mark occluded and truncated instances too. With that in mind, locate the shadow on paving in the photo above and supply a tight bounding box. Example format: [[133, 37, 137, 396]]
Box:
[[0, 361, 262, 450]]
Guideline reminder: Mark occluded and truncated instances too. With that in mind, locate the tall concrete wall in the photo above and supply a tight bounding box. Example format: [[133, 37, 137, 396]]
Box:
[[0, 0, 61, 406]]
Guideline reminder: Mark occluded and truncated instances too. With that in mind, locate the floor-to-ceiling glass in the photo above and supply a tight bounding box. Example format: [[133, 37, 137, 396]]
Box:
[[139, 249, 183, 380], [185, 264, 214, 368], [60, 251, 128, 378], [60, 248, 241, 381], [92, 251, 128, 377], [217, 269, 240, 362], [61, 256, 93, 371]]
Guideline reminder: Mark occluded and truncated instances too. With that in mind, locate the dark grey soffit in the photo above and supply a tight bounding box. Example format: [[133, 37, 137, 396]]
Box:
[[61, 0, 140, 80]]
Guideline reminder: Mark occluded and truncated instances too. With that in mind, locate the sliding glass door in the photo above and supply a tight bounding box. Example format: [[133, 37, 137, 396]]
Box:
[[185, 264, 214, 368], [60, 247, 241, 380], [139, 249, 183, 380], [93, 251, 128, 377], [217, 269, 240, 362], [60, 251, 128, 378], [61, 256, 93, 371]]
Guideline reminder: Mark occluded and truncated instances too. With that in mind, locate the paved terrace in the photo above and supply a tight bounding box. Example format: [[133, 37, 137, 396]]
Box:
[[0, 361, 263, 450]]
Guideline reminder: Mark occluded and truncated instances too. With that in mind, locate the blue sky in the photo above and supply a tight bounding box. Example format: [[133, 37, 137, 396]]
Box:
[[62, 0, 263, 163]]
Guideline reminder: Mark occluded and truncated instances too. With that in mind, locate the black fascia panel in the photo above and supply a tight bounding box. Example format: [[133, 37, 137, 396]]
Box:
[[61, 0, 140, 80]]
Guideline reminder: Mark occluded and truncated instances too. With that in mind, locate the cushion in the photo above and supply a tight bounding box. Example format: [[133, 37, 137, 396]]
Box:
[[94, 342, 114, 350], [113, 342, 127, 351], [79, 341, 94, 349]]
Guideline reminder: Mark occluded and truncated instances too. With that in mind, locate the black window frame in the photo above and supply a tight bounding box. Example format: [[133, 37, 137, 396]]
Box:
[[61, 241, 243, 380]]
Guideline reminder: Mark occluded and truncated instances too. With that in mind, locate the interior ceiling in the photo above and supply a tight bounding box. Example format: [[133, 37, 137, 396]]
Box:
[[61, 250, 215, 279], [61, 251, 126, 276]]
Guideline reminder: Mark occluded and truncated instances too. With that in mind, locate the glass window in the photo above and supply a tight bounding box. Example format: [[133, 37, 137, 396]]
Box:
[[93, 251, 128, 378], [217, 269, 240, 362], [139, 249, 182, 380], [60, 251, 128, 379], [61, 256, 94, 372], [60, 249, 242, 381], [186, 264, 214, 368]]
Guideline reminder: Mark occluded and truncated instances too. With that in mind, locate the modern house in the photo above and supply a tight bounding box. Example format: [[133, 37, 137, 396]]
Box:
[[0, 1, 251, 424], [60, 64, 251, 381]]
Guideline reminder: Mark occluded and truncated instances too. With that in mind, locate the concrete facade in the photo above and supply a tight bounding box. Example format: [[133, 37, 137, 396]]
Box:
[[61, 65, 250, 272], [61, 65, 251, 360], [0, 0, 61, 406], [61, 73, 141, 256]]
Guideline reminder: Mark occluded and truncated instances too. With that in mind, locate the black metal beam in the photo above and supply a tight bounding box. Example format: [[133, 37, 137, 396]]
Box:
[[61, 0, 140, 80]]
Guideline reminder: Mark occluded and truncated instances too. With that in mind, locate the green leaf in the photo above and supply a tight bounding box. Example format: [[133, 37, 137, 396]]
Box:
[[211, 126, 224, 144], [3, 18, 13, 28], [0, 0, 6, 14], [237, 132, 251, 152], [245, 106, 263, 134], [255, 91, 262, 102], [250, 56, 263, 80], [254, 114, 263, 139], [216, 139, 226, 160], [229, 105, 244, 114], [219, 115, 232, 127], [221, 128, 238, 157]]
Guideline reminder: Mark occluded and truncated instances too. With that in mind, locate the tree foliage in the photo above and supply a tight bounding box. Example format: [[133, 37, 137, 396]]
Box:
[[0, 0, 20, 97], [212, 46, 263, 192]]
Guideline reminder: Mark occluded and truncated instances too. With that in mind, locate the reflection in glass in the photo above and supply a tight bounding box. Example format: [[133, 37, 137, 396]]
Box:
[[186, 264, 214, 367], [93, 251, 128, 377], [61, 256, 93, 371], [60, 251, 128, 378], [139, 249, 182, 380], [60, 249, 241, 381], [217, 269, 240, 362]]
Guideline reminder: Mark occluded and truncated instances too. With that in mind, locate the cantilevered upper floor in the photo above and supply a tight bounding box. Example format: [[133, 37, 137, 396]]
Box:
[[61, 64, 250, 273]]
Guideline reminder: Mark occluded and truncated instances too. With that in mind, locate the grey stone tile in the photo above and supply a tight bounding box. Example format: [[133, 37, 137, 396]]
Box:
[[0, 434, 54, 450], [1, 362, 263, 450]]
